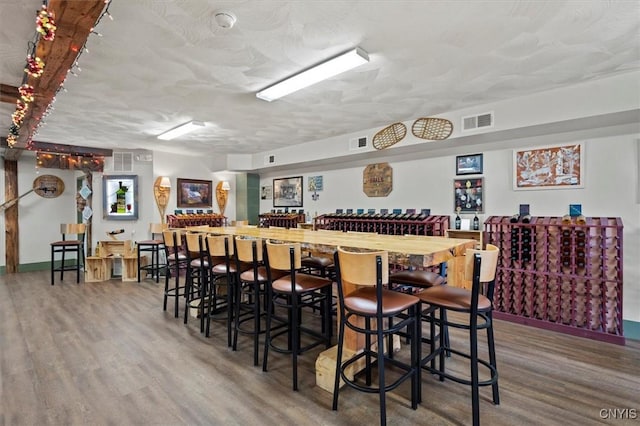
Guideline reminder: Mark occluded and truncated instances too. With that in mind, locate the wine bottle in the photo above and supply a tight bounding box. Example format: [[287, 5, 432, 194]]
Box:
[[455, 214, 461, 230], [521, 214, 532, 224], [116, 181, 127, 213], [473, 212, 480, 230], [576, 214, 586, 225], [562, 214, 572, 225], [510, 214, 520, 223]]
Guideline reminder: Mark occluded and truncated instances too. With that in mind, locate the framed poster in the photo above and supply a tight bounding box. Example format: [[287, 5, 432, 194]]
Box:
[[456, 153, 483, 175], [273, 176, 303, 208], [454, 178, 483, 213], [177, 178, 212, 208], [513, 143, 584, 190], [103, 175, 138, 220], [261, 185, 273, 200]]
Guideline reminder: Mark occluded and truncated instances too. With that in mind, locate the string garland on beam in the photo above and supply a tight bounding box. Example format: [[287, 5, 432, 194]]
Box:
[[5, 0, 113, 148]]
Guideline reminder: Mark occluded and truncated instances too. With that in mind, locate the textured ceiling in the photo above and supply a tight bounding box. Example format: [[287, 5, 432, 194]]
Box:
[[1, 0, 639, 158]]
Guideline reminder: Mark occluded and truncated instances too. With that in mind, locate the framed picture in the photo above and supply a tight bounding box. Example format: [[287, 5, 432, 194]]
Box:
[[103, 175, 138, 220], [456, 153, 483, 175], [454, 178, 484, 213], [273, 176, 303, 208], [308, 176, 323, 191], [177, 178, 212, 208], [260, 185, 273, 200], [513, 143, 584, 190]]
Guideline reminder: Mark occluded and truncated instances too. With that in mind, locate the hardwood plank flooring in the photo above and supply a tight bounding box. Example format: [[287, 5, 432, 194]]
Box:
[[1, 271, 638, 425]]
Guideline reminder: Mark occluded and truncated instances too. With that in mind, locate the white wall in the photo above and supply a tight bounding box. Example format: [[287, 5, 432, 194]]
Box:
[[260, 135, 640, 322]]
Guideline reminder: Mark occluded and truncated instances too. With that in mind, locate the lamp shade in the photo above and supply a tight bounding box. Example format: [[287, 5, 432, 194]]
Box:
[[159, 176, 171, 188], [221, 180, 231, 191]]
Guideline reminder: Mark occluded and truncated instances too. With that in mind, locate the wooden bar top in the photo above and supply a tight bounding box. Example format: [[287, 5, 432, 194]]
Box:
[[201, 226, 475, 268]]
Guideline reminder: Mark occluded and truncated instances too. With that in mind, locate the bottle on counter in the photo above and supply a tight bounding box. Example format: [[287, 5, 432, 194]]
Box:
[[473, 212, 480, 230]]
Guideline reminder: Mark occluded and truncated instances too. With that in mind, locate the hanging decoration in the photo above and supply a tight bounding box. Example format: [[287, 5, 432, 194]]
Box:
[[6, 1, 114, 149], [372, 122, 407, 150], [36, 4, 57, 41], [24, 55, 45, 78], [411, 117, 453, 140], [18, 84, 35, 103]]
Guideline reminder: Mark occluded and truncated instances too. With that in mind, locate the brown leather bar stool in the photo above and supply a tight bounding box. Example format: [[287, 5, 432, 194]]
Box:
[[137, 223, 166, 283], [204, 234, 237, 345], [419, 244, 500, 426], [184, 232, 209, 332], [332, 247, 421, 426], [162, 229, 189, 318], [262, 240, 333, 391], [51, 223, 86, 285], [232, 236, 270, 366], [300, 255, 334, 279]]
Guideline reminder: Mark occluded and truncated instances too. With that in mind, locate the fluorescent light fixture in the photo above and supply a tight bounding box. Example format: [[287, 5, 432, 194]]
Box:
[[157, 121, 205, 140], [256, 47, 369, 102]]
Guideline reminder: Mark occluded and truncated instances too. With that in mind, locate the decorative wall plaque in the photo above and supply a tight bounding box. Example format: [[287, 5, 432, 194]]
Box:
[[33, 174, 64, 198], [363, 162, 393, 197]]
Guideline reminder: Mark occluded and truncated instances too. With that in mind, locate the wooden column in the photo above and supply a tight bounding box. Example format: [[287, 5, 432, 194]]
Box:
[[4, 159, 19, 273]]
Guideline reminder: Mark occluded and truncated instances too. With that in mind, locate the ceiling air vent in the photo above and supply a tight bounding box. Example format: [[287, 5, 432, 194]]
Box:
[[112, 152, 133, 172], [462, 112, 494, 131], [264, 154, 275, 165], [349, 136, 368, 151]]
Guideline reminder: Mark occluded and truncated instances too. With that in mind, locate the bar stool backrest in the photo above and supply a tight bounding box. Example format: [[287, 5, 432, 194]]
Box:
[[149, 223, 167, 237], [265, 240, 301, 271], [235, 236, 263, 263], [464, 243, 498, 283], [61, 223, 86, 240], [206, 235, 234, 257], [162, 229, 182, 249], [185, 232, 205, 253], [336, 247, 388, 287]]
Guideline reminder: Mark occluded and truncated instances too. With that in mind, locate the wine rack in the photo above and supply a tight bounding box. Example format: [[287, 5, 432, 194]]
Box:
[[258, 213, 306, 228], [484, 216, 624, 344], [314, 213, 449, 236]]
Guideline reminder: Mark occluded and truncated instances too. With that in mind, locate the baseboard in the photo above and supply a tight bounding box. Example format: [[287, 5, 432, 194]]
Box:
[[624, 320, 640, 341], [0, 261, 78, 275]]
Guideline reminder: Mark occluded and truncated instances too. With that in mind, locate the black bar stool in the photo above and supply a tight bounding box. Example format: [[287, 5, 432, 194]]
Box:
[[137, 223, 166, 283], [51, 223, 86, 285]]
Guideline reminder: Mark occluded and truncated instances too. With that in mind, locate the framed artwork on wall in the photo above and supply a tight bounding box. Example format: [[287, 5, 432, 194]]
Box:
[[103, 175, 138, 220], [456, 153, 483, 175], [261, 185, 273, 200], [177, 178, 212, 208], [513, 143, 584, 190], [454, 178, 484, 213], [273, 176, 303, 208]]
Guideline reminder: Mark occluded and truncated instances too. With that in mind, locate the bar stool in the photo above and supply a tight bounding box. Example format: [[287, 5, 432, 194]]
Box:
[[332, 247, 421, 426], [184, 232, 209, 332], [232, 236, 270, 366], [205, 234, 237, 345], [162, 229, 189, 318], [137, 223, 166, 283], [262, 240, 333, 391], [50, 223, 86, 285], [419, 244, 500, 426]]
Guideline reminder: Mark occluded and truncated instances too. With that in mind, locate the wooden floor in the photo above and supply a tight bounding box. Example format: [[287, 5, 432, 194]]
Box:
[[1, 271, 638, 426]]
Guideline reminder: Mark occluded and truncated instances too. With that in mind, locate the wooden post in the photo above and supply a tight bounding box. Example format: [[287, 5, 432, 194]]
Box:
[[4, 159, 19, 273]]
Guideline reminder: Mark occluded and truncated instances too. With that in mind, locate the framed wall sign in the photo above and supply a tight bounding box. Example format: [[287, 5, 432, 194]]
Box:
[[456, 153, 483, 175], [454, 178, 484, 213], [363, 162, 393, 197], [177, 178, 212, 207], [261, 185, 273, 200], [273, 176, 303, 208], [513, 143, 584, 190], [103, 175, 138, 220]]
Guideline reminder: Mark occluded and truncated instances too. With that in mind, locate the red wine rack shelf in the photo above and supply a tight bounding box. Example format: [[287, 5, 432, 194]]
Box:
[[484, 216, 624, 345]]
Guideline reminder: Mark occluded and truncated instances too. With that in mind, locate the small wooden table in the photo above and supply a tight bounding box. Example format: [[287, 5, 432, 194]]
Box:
[[85, 240, 142, 282]]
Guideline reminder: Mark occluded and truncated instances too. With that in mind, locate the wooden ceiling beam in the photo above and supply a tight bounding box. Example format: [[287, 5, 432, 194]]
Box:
[[0, 84, 19, 104], [4, 0, 107, 161], [1, 137, 112, 157]]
